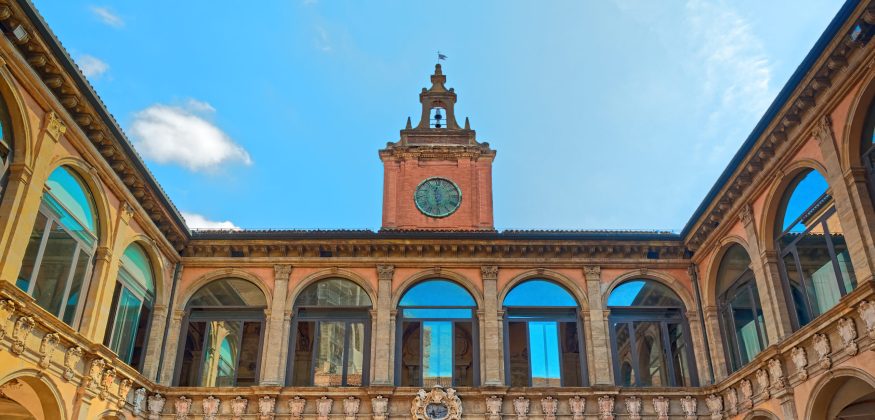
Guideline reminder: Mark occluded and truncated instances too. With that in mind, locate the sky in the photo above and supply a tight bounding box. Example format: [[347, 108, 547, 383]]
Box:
[[31, 0, 847, 231]]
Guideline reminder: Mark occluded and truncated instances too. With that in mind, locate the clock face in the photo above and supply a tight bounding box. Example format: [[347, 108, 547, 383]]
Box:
[[426, 403, 449, 420], [414, 177, 462, 218]]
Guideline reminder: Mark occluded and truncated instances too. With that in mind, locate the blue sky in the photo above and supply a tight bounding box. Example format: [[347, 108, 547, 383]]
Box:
[[32, 0, 845, 231]]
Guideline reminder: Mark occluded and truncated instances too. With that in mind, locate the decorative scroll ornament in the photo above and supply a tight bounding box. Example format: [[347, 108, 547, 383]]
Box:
[[652, 396, 669, 420], [838, 317, 859, 356], [755, 369, 770, 399], [813, 333, 832, 369], [411, 386, 462, 420], [372, 396, 389, 420], [258, 396, 275, 420], [85, 358, 106, 389], [133, 388, 147, 416], [768, 358, 787, 390], [117, 378, 132, 408], [317, 396, 334, 420], [11, 316, 34, 355], [0, 299, 17, 341], [63, 346, 82, 381], [45, 111, 67, 140], [481, 265, 499, 280], [344, 396, 361, 420], [791, 347, 808, 380], [203, 396, 221, 420], [38, 332, 59, 369], [231, 396, 248, 420], [681, 396, 697, 419], [569, 396, 586, 420], [99, 368, 116, 400], [726, 388, 738, 416], [174, 396, 192, 420], [289, 396, 307, 420], [624, 396, 642, 420], [740, 379, 753, 409], [541, 397, 558, 420], [705, 394, 722, 420], [858, 300, 875, 340], [147, 393, 166, 420], [598, 395, 614, 420], [485, 395, 502, 420], [513, 397, 529, 420]]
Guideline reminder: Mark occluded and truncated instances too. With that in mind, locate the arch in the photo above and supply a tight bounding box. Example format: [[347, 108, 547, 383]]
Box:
[[287, 268, 377, 310], [603, 269, 696, 311], [0, 64, 33, 168], [805, 367, 875, 420], [498, 269, 588, 311], [392, 269, 483, 308], [96, 409, 129, 420], [177, 268, 271, 311], [842, 69, 875, 170], [0, 369, 66, 420], [741, 409, 780, 420], [43, 157, 113, 247], [758, 161, 830, 252], [116, 234, 167, 303], [702, 236, 753, 306]]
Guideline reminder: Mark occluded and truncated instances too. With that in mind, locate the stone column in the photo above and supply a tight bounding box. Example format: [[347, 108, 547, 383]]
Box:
[[159, 309, 186, 385], [584, 266, 613, 385], [141, 304, 168, 380], [702, 305, 728, 380], [686, 310, 712, 384], [261, 265, 291, 385], [480, 266, 502, 385], [78, 245, 117, 341], [372, 265, 394, 385]]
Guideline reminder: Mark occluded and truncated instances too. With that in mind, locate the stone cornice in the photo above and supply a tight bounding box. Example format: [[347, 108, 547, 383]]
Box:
[[379, 143, 495, 161]]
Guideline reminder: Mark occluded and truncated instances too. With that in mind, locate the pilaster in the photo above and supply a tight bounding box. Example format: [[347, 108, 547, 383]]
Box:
[[584, 266, 613, 385], [159, 309, 186, 385], [372, 265, 394, 385], [702, 305, 729, 380], [480, 266, 502, 385], [141, 304, 168, 380], [261, 264, 291, 385], [78, 245, 117, 342]]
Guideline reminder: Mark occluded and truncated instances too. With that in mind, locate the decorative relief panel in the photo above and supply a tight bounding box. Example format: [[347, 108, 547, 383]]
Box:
[[344, 396, 361, 420], [230, 396, 248, 420], [11, 315, 33, 355], [791, 347, 808, 380], [117, 378, 132, 408], [485, 395, 502, 420], [569, 396, 585, 420], [147, 393, 166, 420], [680, 396, 697, 419], [739, 379, 753, 410], [317, 396, 334, 420], [372, 396, 389, 420], [768, 358, 787, 391], [598, 395, 614, 420], [705, 394, 722, 420], [725, 388, 737, 416], [289, 396, 306, 420], [38, 332, 59, 369], [652, 396, 669, 420], [513, 397, 529, 420], [258, 396, 275, 420], [133, 388, 147, 416], [0, 299, 17, 341], [174, 396, 192, 420], [541, 396, 557, 420], [203, 396, 220, 420], [755, 369, 770, 399], [813, 333, 832, 369], [858, 300, 875, 340], [412, 386, 462, 420], [624, 396, 641, 420], [838, 317, 858, 356]]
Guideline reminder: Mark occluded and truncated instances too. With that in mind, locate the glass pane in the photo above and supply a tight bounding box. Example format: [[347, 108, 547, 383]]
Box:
[[612, 322, 635, 386], [780, 170, 828, 233], [729, 289, 763, 366], [400, 322, 421, 386], [45, 166, 97, 234], [423, 321, 452, 387], [528, 321, 560, 387], [507, 322, 530, 386], [346, 322, 365, 386], [178, 321, 206, 387], [130, 302, 151, 370], [794, 231, 841, 316], [121, 244, 154, 293], [633, 321, 667, 387], [403, 308, 472, 319], [62, 249, 91, 325], [32, 222, 77, 317], [454, 322, 474, 386], [292, 321, 315, 386], [716, 244, 752, 296], [668, 323, 693, 387], [296, 278, 371, 307], [314, 321, 346, 386], [824, 211, 857, 294], [188, 278, 266, 307], [608, 280, 683, 307], [399, 280, 475, 307], [17, 211, 47, 292], [504, 280, 576, 307], [560, 321, 582, 386], [109, 286, 143, 363], [236, 322, 261, 386], [201, 320, 242, 387]]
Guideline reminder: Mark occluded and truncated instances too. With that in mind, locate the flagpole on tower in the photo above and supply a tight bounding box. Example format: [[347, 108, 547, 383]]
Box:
[[437, 51, 447, 62]]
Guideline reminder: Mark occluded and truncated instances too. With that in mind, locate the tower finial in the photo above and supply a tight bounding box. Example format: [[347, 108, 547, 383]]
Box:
[[406, 116, 412, 129], [464, 117, 470, 130]]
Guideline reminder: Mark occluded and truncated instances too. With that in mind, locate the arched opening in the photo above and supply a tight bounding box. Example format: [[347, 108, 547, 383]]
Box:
[[0, 375, 64, 420], [503, 279, 586, 387], [175, 278, 266, 387], [17, 165, 98, 327], [810, 374, 875, 419], [775, 169, 856, 328], [716, 244, 767, 372], [861, 96, 875, 206], [429, 104, 447, 129], [288, 278, 372, 386], [105, 243, 155, 371], [0, 90, 13, 198], [396, 279, 478, 387], [607, 279, 698, 387]]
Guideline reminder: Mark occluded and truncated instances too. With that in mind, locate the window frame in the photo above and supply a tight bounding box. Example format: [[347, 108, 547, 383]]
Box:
[[287, 305, 372, 387], [716, 267, 767, 373], [105, 259, 155, 370], [502, 306, 587, 387]]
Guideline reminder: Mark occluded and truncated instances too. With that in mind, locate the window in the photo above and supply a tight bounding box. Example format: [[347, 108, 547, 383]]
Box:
[[105, 243, 155, 370], [861, 97, 875, 205], [775, 169, 856, 328], [288, 278, 372, 386], [0, 94, 12, 198], [430, 106, 447, 128], [716, 244, 767, 373], [17, 166, 97, 326], [176, 278, 266, 387], [608, 280, 698, 387], [503, 280, 586, 387], [397, 280, 477, 387]]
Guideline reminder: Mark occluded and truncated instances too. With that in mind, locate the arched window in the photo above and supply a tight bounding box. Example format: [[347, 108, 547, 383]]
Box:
[[397, 279, 477, 387], [17, 166, 97, 326], [776, 169, 856, 328], [288, 278, 372, 386], [608, 279, 697, 387], [105, 243, 155, 370], [503, 280, 586, 387], [175, 278, 266, 387], [716, 244, 767, 373], [0, 94, 12, 197], [861, 97, 875, 205]]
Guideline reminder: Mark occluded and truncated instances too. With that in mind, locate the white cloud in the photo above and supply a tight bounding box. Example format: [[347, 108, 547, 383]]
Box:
[[181, 212, 240, 230], [90, 6, 124, 28], [76, 54, 108, 78], [314, 25, 332, 52], [130, 100, 252, 172]]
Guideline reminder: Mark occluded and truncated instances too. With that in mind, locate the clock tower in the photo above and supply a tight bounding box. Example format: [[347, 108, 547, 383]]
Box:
[[380, 64, 495, 231]]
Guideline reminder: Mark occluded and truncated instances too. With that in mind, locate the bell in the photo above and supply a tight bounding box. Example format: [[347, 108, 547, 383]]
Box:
[[434, 112, 442, 121]]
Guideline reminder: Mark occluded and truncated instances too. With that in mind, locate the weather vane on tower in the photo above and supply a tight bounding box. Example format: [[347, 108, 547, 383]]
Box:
[[437, 51, 447, 62]]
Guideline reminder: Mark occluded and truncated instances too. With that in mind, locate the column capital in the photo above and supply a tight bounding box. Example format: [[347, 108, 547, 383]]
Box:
[[376, 265, 395, 281], [274, 264, 292, 281], [480, 265, 498, 281], [94, 246, 113, 263], [739, 203, 754, 227], [583, 265, 601, 280]]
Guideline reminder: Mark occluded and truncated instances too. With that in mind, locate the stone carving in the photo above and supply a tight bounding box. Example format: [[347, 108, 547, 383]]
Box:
[[0, 379, 22, 397], [174, 396, 192, 420], [624, 396, 641, 420], [569, 396, 586, 420], [541, 396, 558, 420], [756, 369, 770, 399], [813, 333, 832, 369], [513, 397, 529, 420], [584, 266, 601, 278], [485, 395, 502, 420], [85, 358, 105, 389], [100, 368, 116, 400], [11, 315, 34, 355], [133, 388, 147, 416], [372, 396, 389, 420], [791, 347, 808, 380], [705, 394, 722, 420], [147, 393, 166, 420], [838, 317, 858, 356], [681, 396, 697, 419], [652, 396, 670, 420], [0, 299, 17, 341], [598, 395, 614, 420], [317, 396, 333, 420], [858, 300, 875, 340], [725, 388, 738, 416], [117, 378, 132, 408], [63, 346, 82, 381], [344, 396, 361, 420], [376, 265, 395, 280], [481, 265, 499, 280], [45, 111, 67, 140], [203, 396, 220, 420], [274, 264, 292, 280], [739, 203, 754, 225], [411, 386, 462, 420], [38, 332, 59, 369], [289, 396, 307, 420], [740, 379, 753, 409], [230, 396, 248, 419], [768, 358, 787, 390], [258, 396, 275, 420]]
